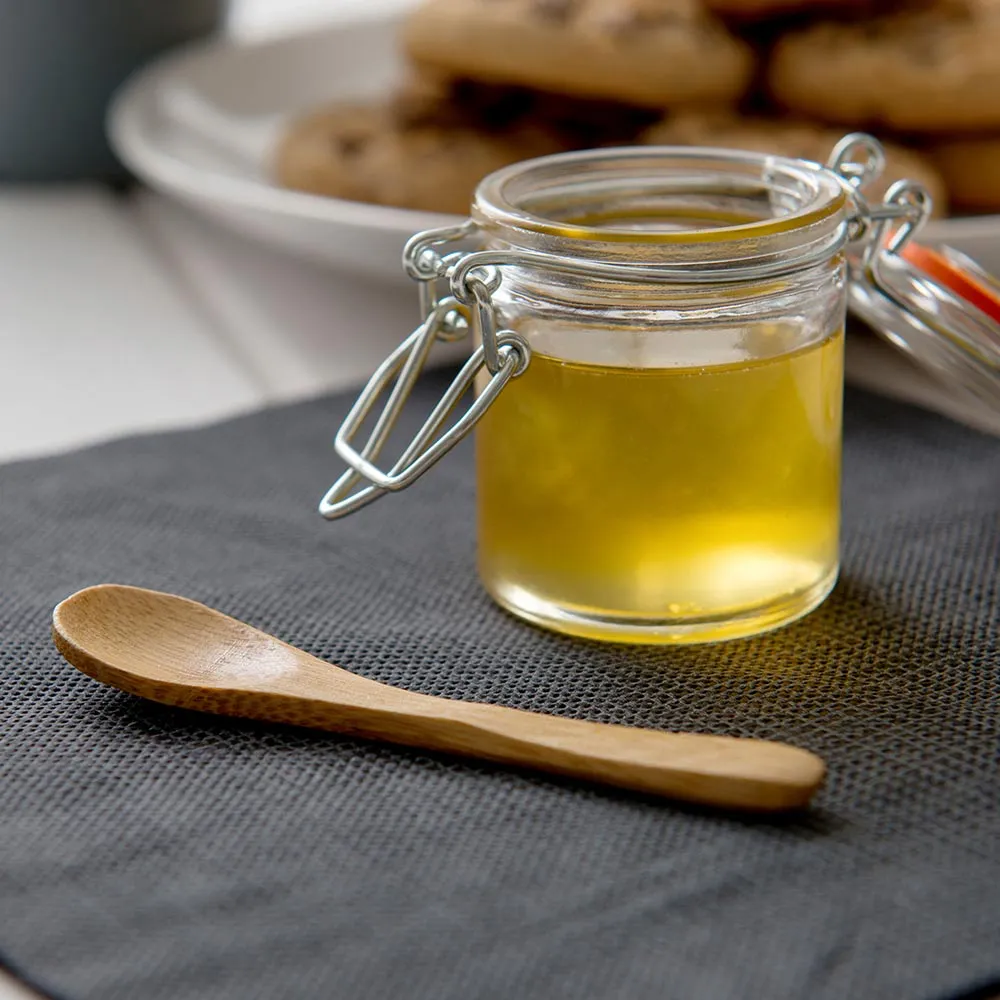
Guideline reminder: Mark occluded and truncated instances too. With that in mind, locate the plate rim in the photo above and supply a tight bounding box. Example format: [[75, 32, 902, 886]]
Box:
[[107, 14, 456, 235]]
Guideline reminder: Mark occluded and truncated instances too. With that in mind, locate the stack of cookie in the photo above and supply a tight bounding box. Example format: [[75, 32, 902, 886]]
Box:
[[276, 0, 1000, 217], [768, 0, 1000, 213]]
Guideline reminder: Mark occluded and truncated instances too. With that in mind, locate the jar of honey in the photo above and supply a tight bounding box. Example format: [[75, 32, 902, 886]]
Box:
[[320, 135, 1000, 644]]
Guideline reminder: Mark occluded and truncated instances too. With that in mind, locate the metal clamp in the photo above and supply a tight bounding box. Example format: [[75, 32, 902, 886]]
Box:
[[826, 132, 930, 243], [319, 227, 530, 519], [857, 177, 935, 325]]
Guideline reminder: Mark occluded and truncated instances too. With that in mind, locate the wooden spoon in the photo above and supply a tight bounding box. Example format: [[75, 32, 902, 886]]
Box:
[[52, 585, 825, 811]]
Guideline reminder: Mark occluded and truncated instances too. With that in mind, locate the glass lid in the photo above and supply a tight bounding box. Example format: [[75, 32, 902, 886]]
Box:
[[844, 189, 1000, 411]]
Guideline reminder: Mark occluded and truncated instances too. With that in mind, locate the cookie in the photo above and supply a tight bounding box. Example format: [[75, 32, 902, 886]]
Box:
[[274, 103, 565, 215], [641, 113, 949, 212], [768, 1, 1000, 132], [930, 135, 1000, 210], [402, 0, 754, 109], [704, 0, 884, 24], [393, 74, 662, 145]]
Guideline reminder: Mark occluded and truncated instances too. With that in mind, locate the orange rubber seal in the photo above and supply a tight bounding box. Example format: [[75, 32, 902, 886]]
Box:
[[901, 242, 1000, 325]]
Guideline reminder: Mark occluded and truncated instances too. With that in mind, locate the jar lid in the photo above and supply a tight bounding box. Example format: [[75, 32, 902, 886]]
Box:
[[844, 194, 1000, 411]]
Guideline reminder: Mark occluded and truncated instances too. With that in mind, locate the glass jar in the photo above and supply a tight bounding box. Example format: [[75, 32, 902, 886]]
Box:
[[471, 148, 846, 643], [319, 137, 998, 644]]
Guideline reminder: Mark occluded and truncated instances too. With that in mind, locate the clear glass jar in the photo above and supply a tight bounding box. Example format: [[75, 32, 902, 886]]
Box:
[[320, 139, 993, 645], [470, 149, 847, 643]]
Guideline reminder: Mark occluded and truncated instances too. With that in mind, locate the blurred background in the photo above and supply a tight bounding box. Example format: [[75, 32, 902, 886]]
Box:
[[0, 0, 997, 474]]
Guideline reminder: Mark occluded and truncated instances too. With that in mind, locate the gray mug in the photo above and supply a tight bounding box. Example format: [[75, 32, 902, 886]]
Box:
[[0, 0, 227, 181]]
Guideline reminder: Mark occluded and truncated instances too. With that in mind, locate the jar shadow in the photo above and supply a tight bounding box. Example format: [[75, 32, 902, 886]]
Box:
[[549, 571, 968, 806]]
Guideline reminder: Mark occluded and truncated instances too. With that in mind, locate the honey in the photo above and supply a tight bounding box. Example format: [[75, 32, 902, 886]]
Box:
[[476, 328, 844, 643]]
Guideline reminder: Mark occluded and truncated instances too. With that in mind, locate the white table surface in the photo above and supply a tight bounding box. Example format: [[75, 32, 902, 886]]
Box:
[[1, 1, 997, 997]]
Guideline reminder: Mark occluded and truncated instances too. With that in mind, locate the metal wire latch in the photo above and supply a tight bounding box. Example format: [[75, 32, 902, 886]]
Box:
[[318, 224, 530, 519]]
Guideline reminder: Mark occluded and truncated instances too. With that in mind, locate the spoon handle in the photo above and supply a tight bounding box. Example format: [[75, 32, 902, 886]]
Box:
[[304, 694, 825, 811], [62, 642, 823, 810]]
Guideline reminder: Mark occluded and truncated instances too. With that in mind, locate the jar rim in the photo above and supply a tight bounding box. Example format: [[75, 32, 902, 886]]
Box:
[[473, 146, 848, 248]]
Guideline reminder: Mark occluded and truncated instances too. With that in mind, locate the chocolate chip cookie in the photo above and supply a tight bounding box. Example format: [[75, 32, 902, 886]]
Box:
[[642, 113, 948, 211], [403, 0, 755, 109], [704, 0, 884, 23], [768, 1, 1000, 132], [275, 103, 565, 215], [393, 74, 662, 145], [931, 135, 1000, 210]]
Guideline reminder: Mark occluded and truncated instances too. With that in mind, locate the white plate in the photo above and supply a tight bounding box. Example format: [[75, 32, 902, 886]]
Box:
[[109, 14, 451, 285], [109, 12, 1000, 285]]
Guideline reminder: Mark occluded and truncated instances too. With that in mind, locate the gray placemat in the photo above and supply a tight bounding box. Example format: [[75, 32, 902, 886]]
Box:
[[2, 373, 999, 1000]]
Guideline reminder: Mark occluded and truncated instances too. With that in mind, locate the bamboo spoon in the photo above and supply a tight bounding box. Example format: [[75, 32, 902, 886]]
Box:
[[52, 585, 825, 811]]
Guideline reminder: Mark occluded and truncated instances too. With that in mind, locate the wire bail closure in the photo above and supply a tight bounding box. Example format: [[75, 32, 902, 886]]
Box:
[[319, 134, 956, 521], [318, 223, 531, 519], [832, 136, 999, 405]]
